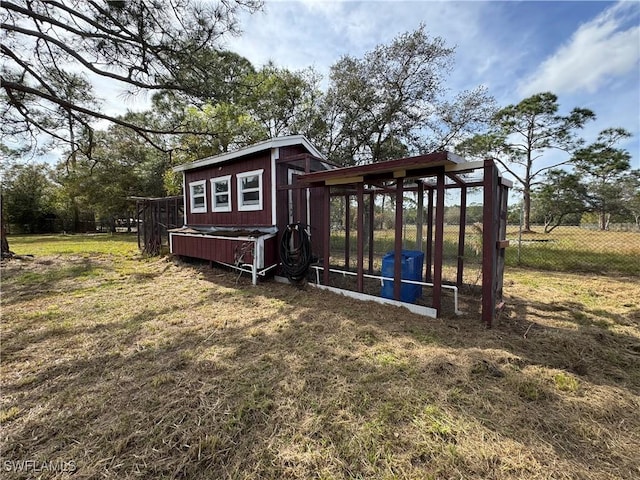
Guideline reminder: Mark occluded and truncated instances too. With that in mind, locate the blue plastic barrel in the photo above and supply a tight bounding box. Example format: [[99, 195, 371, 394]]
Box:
[[381, 250, 425, 303]]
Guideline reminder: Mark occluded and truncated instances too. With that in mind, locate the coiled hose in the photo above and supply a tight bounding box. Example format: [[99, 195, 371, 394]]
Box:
[[280, 223, 313, 284]]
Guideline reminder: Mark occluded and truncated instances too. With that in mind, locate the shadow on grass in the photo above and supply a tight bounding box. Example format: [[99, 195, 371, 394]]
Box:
[[2, 258, 639, 479]]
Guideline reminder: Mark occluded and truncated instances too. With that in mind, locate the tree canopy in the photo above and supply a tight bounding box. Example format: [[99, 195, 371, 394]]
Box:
[[574, 128, 636, 230], [456, 92, 596, 231], [311, 25, 496, 166], [1, 0, 263, 152]]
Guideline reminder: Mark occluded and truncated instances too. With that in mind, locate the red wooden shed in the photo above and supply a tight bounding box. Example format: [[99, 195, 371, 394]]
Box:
[[169, 135, 336, 283]]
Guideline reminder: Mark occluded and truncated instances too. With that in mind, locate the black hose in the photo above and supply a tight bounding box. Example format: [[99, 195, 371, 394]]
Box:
[[280, 223, 313, 284]]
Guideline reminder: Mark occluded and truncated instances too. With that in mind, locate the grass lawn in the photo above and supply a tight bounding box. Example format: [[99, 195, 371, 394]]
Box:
[[1, 234, 639, 479], [334, 226, 640, 276]]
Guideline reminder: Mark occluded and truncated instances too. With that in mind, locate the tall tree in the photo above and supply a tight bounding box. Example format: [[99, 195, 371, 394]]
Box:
[[177, 102, 265, 159], [622, 173, 640, 229], [573, 128, 635, 230], [532, 169, 587, 233], [1, 0, 262, 248], [0, 162, 55, 233], [315, 25, 455, 165], [1, 0, 263, 149], [247, 64, 323, 138], [456, 92, 595, 231], [313, 25, 495, 166]]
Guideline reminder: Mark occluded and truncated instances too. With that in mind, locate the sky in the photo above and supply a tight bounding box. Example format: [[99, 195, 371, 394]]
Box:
[[75, 1, 640, 173]]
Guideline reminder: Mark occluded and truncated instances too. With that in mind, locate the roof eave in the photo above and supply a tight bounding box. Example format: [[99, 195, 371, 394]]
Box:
[[172, 135, 325, 173]]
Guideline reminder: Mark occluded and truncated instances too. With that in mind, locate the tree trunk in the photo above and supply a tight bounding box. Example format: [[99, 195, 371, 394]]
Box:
[[1, 195, 12, 257], [522, 188, 533, 232], [599, 210, 607, 230]]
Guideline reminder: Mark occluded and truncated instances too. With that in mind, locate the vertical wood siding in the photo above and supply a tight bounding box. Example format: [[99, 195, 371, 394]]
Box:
[[171, 234, 278, 268], [184, 152, 272, 226]]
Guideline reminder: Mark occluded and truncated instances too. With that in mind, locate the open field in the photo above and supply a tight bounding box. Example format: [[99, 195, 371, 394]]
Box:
[[331, 226, 640, 277], [2, 234, 640, 479]]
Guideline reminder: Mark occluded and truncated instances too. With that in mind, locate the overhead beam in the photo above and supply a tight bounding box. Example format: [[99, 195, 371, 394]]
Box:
[[325, 176, 364, 186]]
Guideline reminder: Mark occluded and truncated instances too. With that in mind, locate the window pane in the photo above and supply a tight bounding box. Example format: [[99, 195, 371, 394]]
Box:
[[215, 181, 228, 193], [192, 184, 204, 195], [242, 175, 259, 189], [242, 191, 259, 205], [194, 196, 205, 208], [215, 194, 229, 206]]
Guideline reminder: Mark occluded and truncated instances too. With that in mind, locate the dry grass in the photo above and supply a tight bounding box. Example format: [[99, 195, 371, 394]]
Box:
[[1, 235, 639, 479]]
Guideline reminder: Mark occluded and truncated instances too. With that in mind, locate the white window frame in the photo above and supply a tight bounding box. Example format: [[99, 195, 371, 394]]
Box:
[[210, 175, 232, 212], [189, 179, 207, 214], [237, 169, 264, 212]]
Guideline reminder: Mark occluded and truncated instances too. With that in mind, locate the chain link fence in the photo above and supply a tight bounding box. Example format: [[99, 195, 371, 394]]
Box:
[[329, 193, 640, 281]]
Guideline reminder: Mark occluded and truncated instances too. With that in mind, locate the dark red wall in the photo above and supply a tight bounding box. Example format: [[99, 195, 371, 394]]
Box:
[[184, 151, 272, 226], [171, 234, 277, 267], [180, 142, 326, 266]]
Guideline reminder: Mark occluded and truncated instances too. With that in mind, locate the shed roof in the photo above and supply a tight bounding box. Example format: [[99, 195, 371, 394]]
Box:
[[172, 135, 325, 172], [299, 151, 474, 186]]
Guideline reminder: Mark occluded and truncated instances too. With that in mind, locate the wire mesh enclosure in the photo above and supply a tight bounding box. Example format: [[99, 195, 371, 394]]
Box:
[[134, 196, 184, 255], [300, 154, 510, 326]]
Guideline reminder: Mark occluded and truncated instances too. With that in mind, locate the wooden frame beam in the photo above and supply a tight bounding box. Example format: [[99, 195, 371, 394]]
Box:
[[393, 179, 404, 301], [323, 186, 330, 286], [432, 170, 445, 311], [344, 194, 350, 269], [425, 188, 434, 283], [456, 187, 467, 288], [482, 160, 498, 327], [356, 183, 365, 292]]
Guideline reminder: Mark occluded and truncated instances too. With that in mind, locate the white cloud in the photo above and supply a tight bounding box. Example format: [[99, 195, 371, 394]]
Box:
[[519, 1, 640, 96]]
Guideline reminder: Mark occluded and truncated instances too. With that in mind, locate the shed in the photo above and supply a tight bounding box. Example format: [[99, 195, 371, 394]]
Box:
[[169, 135, 336, 283]]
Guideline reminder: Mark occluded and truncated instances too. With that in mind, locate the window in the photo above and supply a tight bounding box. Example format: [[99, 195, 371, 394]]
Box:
[[189, 180, 207, 213], [210, 175, 232, 212], [237, 169, 264, 211]]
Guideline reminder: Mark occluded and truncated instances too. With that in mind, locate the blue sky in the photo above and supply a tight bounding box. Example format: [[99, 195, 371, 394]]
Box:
[[84, 0, 640, 174], [212, 0, 639, 170]]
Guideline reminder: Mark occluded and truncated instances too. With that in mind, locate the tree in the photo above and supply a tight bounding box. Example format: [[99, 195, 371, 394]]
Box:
[[456, 92, 595, 232], [532, 169, 587, 233], [2, 0, 263, 150], [314, 25, 460, 166], [176, 102, 265, 159], [1, 0, 262, 249], [573, 128, 635, 230], [619, 172, 640, 229], [0, 162, 56, 233], [247, 64, 323, 138]]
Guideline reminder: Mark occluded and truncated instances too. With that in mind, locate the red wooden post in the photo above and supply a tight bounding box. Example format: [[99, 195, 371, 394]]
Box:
[[482, 160, 497, 327], [432, 170, 445, 312], [368, 192, 375, 274], [356, 183, 365, 292], [393, 178, 404, 301], [345, 194, 350, 269], [425, 188, 434, 283], [323, 186, 330, 286]]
